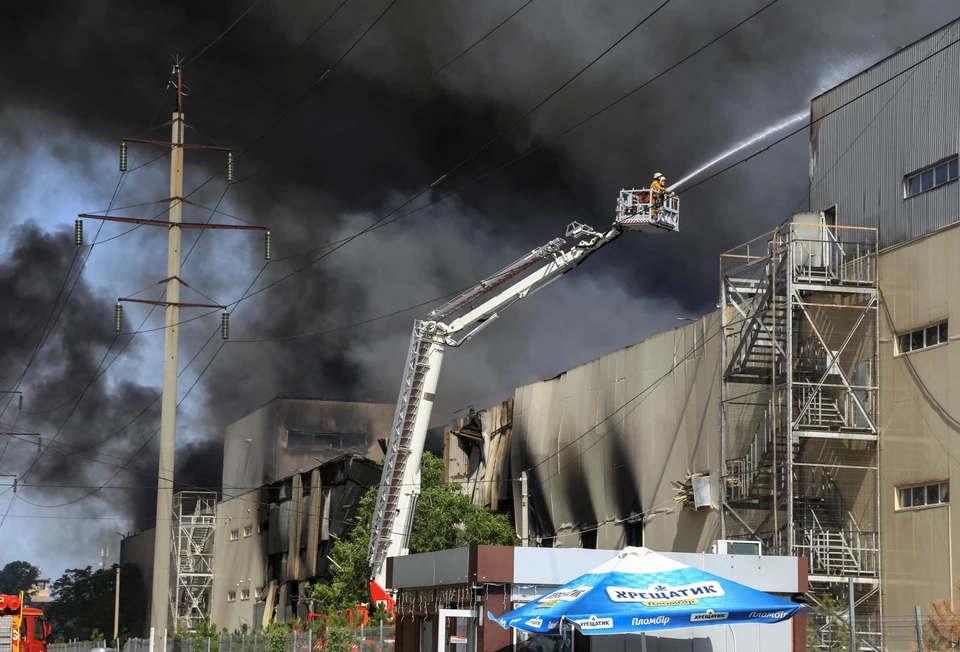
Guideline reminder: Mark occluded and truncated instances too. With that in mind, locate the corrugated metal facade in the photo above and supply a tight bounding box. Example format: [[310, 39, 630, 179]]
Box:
[[509, 314, 721, 552], [810, 19, 960, 249], [222, 397, 392, 497]]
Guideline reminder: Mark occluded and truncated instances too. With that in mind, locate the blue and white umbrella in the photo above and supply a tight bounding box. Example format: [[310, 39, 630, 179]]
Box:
[[490, 547, 800, 635]]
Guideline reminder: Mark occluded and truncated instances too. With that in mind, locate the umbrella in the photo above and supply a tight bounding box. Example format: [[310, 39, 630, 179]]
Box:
[[489, 547, 800, 636]]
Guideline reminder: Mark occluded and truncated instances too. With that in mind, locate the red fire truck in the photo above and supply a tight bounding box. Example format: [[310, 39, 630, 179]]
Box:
[[0, 593, 50, 652]]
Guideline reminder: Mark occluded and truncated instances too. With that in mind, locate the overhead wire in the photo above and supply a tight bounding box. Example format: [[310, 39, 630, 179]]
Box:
[[183, 0, 265, 68]]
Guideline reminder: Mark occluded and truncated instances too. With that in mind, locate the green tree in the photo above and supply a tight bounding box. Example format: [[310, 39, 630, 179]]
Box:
[[0, 561, 40, 597], [46, 564, 146, 642], [312, 452, 517, 613]]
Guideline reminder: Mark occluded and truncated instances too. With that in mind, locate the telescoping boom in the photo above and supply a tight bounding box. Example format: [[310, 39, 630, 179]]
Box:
[[366, 189, 680, 598]]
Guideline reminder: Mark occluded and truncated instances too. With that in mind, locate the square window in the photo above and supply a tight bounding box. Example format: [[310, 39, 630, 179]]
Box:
[[928, 483, 941, 505], [230, 529, 239, 541], [942, 483, 951, 503], [911, 330, 925, 351], [908, 175, 921, 196], [926, 326, 940, 346], [241, 589, 251, 601], [227, 591, 237, 602], [900, 488, 912, 508], [899, 333, 912, 354], [913, 486, 926, 506], [950, 159, 959, 181], [937, 163, 949, 186], [940, 322, 949, 343], [243, 525, 253, 537], [922, 170, 935, 191]]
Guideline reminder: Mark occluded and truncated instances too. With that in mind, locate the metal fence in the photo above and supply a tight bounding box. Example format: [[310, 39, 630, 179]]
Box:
[[115, 627, 396, 652], [49, 641, 112, 652]]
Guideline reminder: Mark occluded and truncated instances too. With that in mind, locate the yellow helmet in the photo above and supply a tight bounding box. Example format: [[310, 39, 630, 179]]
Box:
[[653, 172, 664, 180]]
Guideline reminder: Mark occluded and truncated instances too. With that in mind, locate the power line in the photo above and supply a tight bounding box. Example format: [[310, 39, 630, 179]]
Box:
[[184, 0, 265, 67]]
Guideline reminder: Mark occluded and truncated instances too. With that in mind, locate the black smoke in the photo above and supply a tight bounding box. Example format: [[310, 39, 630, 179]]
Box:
[[0, 0, 957, 572]]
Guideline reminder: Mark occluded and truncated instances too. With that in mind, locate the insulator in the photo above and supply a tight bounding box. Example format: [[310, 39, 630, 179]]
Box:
[[18, 394, 22, 411], [115, 303, 123, 334], [264, 231, 272, 261], [75, 219, 83, 247], [227, 152, 235, 184], [120, 142, 128, 172], [221, 311, 230, 340], [12, 478, 16, 495]]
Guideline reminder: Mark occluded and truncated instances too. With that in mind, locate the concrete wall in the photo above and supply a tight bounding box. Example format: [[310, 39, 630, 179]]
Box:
[[211, 455, 382, 629], [211, 491, 266, 631], [877, 224, 960, 647], [510, 314, 721, 552], [810, 19, 960, 249], [223, 398, 392, 497]]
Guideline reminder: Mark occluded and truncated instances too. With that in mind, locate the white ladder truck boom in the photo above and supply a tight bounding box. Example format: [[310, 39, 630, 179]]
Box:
[[367, 189, 680, 597]]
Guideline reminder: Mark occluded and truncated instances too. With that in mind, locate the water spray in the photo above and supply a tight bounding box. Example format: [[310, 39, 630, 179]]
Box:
[[670, 111, 807, 191]]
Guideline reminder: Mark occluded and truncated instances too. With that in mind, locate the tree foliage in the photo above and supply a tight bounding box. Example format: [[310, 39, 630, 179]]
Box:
[[312, 452, 517, 613], [0, 561, 41, 597], [45, 564, 146, 642]]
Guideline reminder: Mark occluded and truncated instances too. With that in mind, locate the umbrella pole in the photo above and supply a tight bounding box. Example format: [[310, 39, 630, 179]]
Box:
[[639, 633, 647, 652], [726, 624, 737, 652]]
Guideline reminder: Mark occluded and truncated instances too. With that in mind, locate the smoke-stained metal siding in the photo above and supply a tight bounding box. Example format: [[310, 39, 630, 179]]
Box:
[[810, 19, 960, 249], [222, 397, 392, 496], [510, 313, 721, 552]]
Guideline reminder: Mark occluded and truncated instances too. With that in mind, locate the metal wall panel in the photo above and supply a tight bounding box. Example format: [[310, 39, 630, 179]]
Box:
[[811, 20, 960, 249], [510, 314, 722, 553], [222, 398, 393, 496]]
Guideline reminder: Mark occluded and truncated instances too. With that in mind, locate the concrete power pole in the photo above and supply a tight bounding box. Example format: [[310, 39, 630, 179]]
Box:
[[149, 62, 186, 641], [79, 61, 270, 642]]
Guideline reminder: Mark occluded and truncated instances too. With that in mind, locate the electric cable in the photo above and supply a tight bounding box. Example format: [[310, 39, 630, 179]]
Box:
[[183, 0, 265, 68]]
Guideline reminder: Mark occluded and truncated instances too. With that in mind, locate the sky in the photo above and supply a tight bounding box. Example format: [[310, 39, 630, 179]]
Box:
[[0, 0, 957, 583]]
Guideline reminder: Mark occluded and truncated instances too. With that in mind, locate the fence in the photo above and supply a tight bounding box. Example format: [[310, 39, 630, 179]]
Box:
[[49, 642, 111, 652], [114, 627, 396, 652]]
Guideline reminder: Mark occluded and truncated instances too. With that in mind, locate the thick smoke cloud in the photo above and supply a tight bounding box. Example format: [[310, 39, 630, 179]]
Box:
[[0, 0, 957, 575]]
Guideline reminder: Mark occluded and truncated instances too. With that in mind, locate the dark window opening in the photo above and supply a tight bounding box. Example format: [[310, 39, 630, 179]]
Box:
[[580, 528, 597, 549]]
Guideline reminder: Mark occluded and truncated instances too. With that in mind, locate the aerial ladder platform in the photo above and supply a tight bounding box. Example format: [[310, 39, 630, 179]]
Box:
[[367, 188, 679, 600]]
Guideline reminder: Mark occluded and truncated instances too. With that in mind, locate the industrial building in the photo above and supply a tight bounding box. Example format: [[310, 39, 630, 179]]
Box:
[[442, 17, 960, 651], [121, 398, 392, 634]]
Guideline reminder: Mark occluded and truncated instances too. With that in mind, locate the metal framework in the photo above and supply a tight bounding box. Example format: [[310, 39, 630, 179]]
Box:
[[719, 214, 881, 650], [171, 491, 217, 631]]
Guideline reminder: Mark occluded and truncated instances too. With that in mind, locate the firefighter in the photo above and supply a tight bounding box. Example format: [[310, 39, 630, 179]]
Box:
[[650, 172, 670, 216], [651, 172, 670, 194]]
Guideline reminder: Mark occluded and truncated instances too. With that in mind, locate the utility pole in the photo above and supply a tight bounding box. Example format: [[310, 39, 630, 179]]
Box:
[[114, 565, 121, 646], [520, 471, 529, 547], [79, 61, 270, 642]]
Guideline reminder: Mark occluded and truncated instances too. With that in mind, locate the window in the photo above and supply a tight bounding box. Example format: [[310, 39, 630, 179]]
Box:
[[230, 529, 240, 541], [898, 321, 948, 354], [254, 587, 263, 602], [227, 591, 237, 602], [240, 589, 251, 601], [243, 525, 253, 538], [905, 156, 959, 197], [34, 619, 45, 642], [898, 481, 949, 510]]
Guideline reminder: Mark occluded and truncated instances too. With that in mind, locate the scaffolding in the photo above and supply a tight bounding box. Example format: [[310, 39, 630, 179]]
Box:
[[719, 214, 881, 650], [171, 491, 217, 631]]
